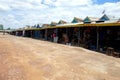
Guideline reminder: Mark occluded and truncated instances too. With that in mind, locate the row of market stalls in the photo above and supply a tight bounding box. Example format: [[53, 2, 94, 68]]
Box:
[[11, 14, 120, 54]]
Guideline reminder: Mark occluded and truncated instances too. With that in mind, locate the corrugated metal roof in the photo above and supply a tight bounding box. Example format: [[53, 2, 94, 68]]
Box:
[[72, 17, 83, 23], [117, 18, 120, 23], [106, 15, 118, 21], [42, 24, 50, 28], [84, 16, 99, 22], [57, 22, 83, 26], [99, 14, 119, 22], [58, 20, 67, 24], [50, 22, 58, 26], [17, 22, 120, 31], [87, 17, 99, 21]]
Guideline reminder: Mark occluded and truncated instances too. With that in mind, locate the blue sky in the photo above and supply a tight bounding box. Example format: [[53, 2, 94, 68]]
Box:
[[95, 0, 119, 4], [0, 0, 120, 29]]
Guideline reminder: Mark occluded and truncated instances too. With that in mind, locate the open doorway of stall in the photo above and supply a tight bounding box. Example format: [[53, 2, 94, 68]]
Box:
[[84, 27, 97, 50], [46, 28, 53, 41], [57, 28, 70, 44], [99, 26, 120, 53], [30, 30, 35, 38], [39, 29, 45, 40], [57, 27, 85, 46], [69, 27, 97, 50], [33, 30, 41, 39], [24, 30, 31, 37], [16, 31, 23, 36], [56, 27, 91, 46], [11, 31, 16, 35]]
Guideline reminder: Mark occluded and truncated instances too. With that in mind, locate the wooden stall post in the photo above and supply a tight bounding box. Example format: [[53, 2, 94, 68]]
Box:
[[96, 26, 99, 51], [45, 29, 48, 40], [78, 27, 81, 46]]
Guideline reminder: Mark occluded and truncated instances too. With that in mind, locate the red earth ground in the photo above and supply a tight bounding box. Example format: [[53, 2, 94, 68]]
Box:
[[0, 33, 120, 80]]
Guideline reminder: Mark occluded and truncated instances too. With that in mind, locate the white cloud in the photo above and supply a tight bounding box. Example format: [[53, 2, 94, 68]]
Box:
[[0, 14, 21, 29], [42, 0, 93, 7], [55, 0, 93, 6], [0, 4, 11, 11], [0, 0, 120, 29]]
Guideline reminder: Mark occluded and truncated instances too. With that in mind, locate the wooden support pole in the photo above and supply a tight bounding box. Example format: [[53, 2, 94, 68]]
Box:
[[45, 29, 48, 40], [96, 26, 99, 51]]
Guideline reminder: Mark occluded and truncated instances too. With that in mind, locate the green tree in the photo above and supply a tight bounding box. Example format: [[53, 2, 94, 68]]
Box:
[[0, 24, 3, 30], [7, 27, 11, 30]]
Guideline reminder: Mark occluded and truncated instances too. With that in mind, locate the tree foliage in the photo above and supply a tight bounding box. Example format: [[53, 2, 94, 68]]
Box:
[[0, 24, 3, 30]]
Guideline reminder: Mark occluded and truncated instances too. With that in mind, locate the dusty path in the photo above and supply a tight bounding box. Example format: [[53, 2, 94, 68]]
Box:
[[0, 33, 120, 80]]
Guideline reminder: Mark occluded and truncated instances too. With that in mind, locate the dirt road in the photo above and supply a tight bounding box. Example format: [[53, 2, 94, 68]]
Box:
[[0, 33, 120, 80]]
